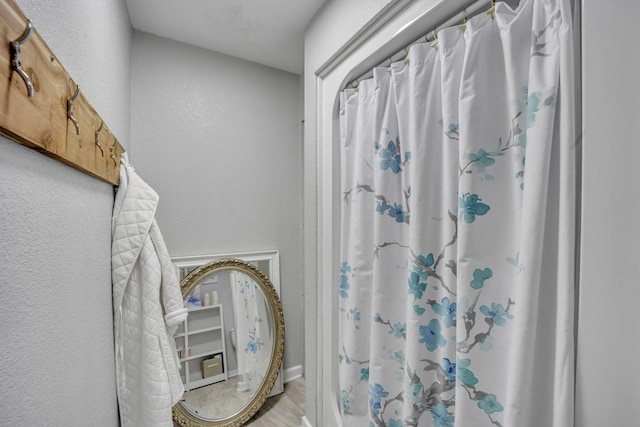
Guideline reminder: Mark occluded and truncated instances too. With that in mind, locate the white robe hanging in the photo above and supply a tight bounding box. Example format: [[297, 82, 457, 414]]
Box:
[[111, 154, 188, 427]]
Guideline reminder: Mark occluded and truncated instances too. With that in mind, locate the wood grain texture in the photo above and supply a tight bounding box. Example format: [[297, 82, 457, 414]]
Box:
[[0, 0, 123, 185]]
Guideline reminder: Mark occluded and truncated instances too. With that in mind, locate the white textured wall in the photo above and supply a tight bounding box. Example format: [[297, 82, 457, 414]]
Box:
[[0, 1, 132, 426], [576, 0, 640, 424], [130, 32, 304, 372]]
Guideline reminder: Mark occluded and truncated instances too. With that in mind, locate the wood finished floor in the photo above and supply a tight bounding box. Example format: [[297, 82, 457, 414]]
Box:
[[245, 377, 306, 426]]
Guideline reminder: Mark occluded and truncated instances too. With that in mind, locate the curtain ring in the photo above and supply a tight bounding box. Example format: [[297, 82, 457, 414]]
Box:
[[487, 0, 496, 19], [460, 8, 468, 31], [430, 30, 438, 49]]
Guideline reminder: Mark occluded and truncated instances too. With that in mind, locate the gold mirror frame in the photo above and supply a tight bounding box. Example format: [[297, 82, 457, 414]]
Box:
[[172, 258, 285, 427]]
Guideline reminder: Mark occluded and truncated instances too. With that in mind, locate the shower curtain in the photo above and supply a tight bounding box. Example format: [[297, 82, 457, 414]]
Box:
[[338, 0, 576, 426], [231, 271, 272, 391]]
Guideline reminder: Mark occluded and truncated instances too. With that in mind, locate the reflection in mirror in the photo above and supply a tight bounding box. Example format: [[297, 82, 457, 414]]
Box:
[[172, 259, 284, 427]]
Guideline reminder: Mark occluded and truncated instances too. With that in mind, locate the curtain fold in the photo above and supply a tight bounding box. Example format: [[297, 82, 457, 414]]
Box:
[[338, 0, 576, 426]]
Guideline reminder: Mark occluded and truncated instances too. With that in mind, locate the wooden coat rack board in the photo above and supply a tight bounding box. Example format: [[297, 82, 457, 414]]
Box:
[[0, 0, 124, 186]]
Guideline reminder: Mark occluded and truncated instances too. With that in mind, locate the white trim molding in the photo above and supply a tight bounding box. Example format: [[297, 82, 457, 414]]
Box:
[[301, 415, 313, 427], [284, 364, 304, 383]]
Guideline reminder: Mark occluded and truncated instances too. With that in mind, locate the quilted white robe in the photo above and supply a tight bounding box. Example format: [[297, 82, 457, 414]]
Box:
[[111, 155, 188, 427]]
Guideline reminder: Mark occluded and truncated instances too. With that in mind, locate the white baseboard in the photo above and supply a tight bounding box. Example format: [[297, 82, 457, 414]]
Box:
[[301, 415, 312, 427], [283, 364, 303, 383]]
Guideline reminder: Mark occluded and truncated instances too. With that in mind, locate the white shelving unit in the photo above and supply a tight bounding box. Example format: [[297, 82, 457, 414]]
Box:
[[175, 304, 228, 391]]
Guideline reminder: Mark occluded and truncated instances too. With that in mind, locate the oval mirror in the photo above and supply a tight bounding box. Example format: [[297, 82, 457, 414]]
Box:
[[172, 258, 285, 427]]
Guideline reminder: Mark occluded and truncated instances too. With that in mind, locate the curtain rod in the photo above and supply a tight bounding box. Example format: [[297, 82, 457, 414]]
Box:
[[348, 0, 495, 89]]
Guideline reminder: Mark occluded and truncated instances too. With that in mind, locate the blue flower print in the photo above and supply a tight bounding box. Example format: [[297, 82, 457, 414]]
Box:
[[506, 252, 524, 272], [369, 383, 389, 416], [415, 253, 435, 274], [391, 351, 405, 364], [373, 313, 383, 322], [340, 389, 351, 411], [408, 271, 427, 300], [480, 302, 513, 326], [412, 254, 433, 282], [389, 203, 408, 223], [405, 381, 423, 405], [459, 193, 490, 223], [339, 262, 352, 299], [413, 304, 426, 316], [418, 319, 447, 351], [360, 367, 369, 382], [379, 139, 402, 173], [470, 267, 493, 290], [432, 296, 456, 328], [339, 274, 350, 299], [526, 92, 541, 128], [517, 87, 543, 128], [444, 122, 459, 140], [349, 307, 361, 322], [430, 403, 455, 427], [466, 149, 504, 173], [389, 419, 404, 427], [479, 334, 493, 351], [440, 357, 456, 383], [456, 358, 479, 386], [390, 322, 406, 338], [376, 200, 391, 214], [245, 339, 258, 354], [340, 262, 352, 275], [377, 200, 409, 224], [478, 393, 504, 414]]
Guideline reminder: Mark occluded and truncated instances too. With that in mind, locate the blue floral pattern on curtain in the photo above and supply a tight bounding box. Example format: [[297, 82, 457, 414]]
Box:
[[338, 0, 577, 426]]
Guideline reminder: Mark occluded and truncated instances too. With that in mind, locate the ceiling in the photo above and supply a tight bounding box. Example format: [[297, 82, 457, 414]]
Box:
[[125, 0, 326, 75]]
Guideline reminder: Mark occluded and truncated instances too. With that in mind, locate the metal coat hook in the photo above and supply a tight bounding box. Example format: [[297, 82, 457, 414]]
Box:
[[10, 19, 34, 98], [110, 140, 118, 166], [67, 85, 80, 136], [95, 120, 105, 156]]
